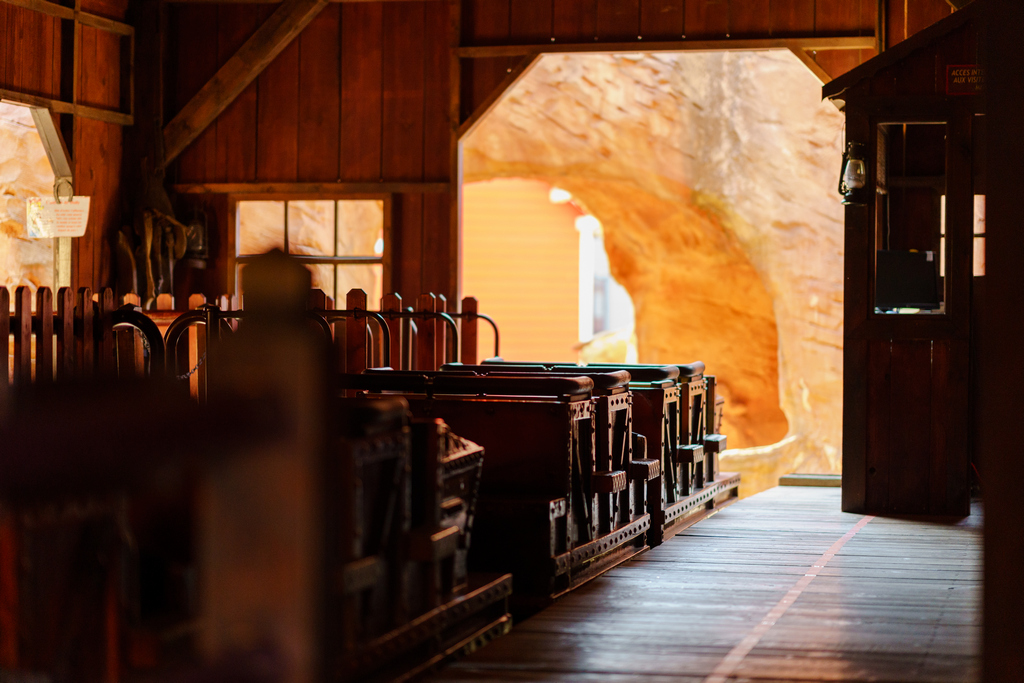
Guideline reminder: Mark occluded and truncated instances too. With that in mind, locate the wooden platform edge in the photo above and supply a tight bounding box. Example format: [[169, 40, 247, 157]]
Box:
[[663, 472, 741, 542], [779, 473, 842, 487], [349, 572, 513, 682]]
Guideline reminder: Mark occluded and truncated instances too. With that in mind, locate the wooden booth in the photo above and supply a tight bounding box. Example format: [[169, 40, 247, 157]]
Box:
[[824, 4, 984, 516]]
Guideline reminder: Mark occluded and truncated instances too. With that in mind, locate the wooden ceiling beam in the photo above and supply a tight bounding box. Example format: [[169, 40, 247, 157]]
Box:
[[163, 0, 436, 3], [456, 36, 876, 59], [162, 0, 328, 167], [173, 181, 450, 195]]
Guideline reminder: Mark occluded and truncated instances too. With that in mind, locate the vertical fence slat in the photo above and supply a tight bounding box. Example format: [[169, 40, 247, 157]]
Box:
[[381, 293, 403, 369], [434, 294, 447, 367], [189, 293, 208, 403], [416, 293, 437, 372], [96, 288, 116, 375], [12, 287, 31, 385], [346, 289, 368, 375], [76, 287, 94, 378], [116, 293, 142, 379], [308, 288, 329, 311], [155, 293, 174, 310], [35, 287, 53, 384], [460, 296, 478, 365], [56, 287, 74, 380], [0, 288, 9, 389]]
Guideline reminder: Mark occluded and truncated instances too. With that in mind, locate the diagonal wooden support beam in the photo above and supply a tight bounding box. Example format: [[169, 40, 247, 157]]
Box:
[[788, 47, 833, 85], [162, 0, 327, 167]]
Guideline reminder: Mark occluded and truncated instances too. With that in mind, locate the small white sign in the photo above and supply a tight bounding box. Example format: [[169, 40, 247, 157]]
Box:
[[27, 197, 90, 238]]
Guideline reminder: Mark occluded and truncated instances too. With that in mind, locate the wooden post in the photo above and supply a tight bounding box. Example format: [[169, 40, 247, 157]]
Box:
[[35, 288, 53, 384], [12, 287, 31, 386], [116, 293, 143, 378], [345, 289, 367, 375], [96, 288, 116, 375], [460, 296, 478, 365], [381, 293, 403, 369], [75, 288, 94, 378], [434, 294, 448, 367], [307, 288, 329, 311], [155, 293, 174, 311], [416, 294, 437, 372], [56, 288, 74, 381], [189, 293, 208, 403]]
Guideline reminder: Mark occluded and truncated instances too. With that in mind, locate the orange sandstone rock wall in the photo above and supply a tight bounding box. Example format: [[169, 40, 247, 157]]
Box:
[[463, 50, 845, 495], [0, 103, 54, 296]]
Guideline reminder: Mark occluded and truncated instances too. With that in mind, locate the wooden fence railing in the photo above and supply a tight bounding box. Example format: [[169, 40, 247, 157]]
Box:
[[5, 285, 499, 408]]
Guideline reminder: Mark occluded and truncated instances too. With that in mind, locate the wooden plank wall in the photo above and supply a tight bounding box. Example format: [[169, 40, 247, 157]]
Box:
[[163, 0, 959, 303], [75, 0, 129, 293], [0, 4, 61, 100], [0, 0, 127, 293], [459, 0, 884, 116], [169, 2, 454, 300]]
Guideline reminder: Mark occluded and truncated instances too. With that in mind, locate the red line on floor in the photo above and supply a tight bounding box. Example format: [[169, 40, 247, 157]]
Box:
[[701, 514, 875, 683]]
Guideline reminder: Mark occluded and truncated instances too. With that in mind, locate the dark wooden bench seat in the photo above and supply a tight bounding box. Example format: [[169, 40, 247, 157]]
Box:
[[475, 361, 739, 544], [338, 369, 652, 606]]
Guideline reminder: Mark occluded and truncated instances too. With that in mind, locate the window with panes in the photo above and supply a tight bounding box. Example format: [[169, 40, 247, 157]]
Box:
[[235, 198, 386, 305]]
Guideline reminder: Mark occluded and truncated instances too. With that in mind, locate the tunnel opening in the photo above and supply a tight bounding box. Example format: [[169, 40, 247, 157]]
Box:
[[461, 49, 845, 495]]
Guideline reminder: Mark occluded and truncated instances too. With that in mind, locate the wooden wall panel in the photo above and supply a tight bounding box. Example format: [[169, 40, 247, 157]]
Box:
[[0, 7, 60, 98], [511, 0, 553, 42], [730, 0, 770, 38], [421, 193, 451, 295], [0, 4, 7, 89], [74, 119, 123, 292], [381, 2, 426, 182], [256, 37, 300, 181], [464, 0, 511, 44], [769, 0, 815, 36], [340, 2, 383, 181], [392, 194, 424, 297], [887, 0, 952, 50], [553, 0, 597, 41], [213, 5, 262, 183], [683, 0, 728, 39], [639, 0, 684, 40], [596, 0, 640, 41], [173, 5, 219, 182], [297, 6, 341, 181], [888, 340, 932, 514], [865, 340, 891, 512], [423, 0, 450, 180], [78, 27, 121, 109]]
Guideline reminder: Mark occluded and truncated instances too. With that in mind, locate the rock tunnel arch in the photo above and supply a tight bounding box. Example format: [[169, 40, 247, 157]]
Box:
[[461, 49, 846, 495]]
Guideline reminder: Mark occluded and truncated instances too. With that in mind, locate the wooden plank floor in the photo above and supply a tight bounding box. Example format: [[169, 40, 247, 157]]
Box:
[[428, 486, 982, 682]]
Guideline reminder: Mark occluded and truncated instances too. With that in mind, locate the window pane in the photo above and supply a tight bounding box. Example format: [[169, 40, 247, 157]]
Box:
[[237, 201, 284, 255], [287, 200, 335, 257], [337, 200, 384, 256], [336, 264, 383, 307], [874, 123, 946, 315]]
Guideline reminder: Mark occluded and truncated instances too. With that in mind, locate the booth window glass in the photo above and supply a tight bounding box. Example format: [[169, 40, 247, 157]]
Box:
[[873, 122, 947, 315], [236, 199, 385, 304]]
